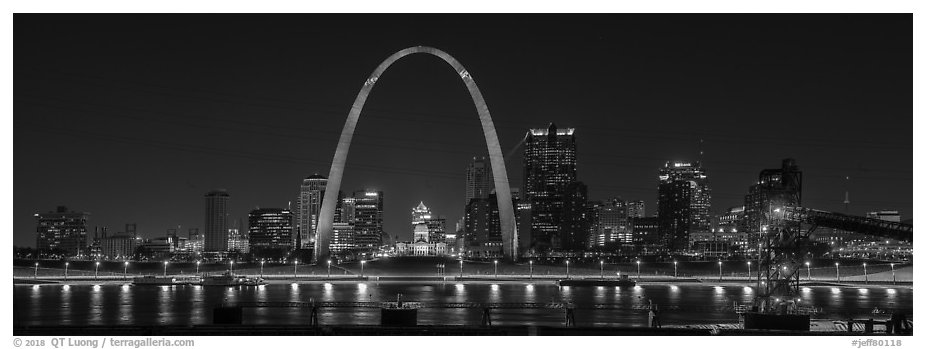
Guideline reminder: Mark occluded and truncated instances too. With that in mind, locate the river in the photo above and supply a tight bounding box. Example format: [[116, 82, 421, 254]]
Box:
[[13, 282, 912, 327]]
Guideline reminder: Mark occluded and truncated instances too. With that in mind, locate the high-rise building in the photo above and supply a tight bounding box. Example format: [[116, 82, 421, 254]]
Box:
[[227, 219, 249, 253], [248, 208, 293, 258], [626, 200, 646, 218], [296, 174, 327, 250], [657, 161, 712, 253], [523, 123, 577, 252], [593, 198, 632, 249], [35, 206, 89, 257], [204, 190, 230, 252], [742, 159, 802, 256], [465, 156, 494, 204], [463, 189, 524, 258], [330, 222, 355, 253], [411, 201, 446, 242], [631, 217, 661, 255], [560, 181, 589, 251], [187, 228, 203, 256], [352, 190, 384, 252]]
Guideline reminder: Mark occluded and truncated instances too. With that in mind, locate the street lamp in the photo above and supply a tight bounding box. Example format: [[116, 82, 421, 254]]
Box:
[[890, 263, 896, 284], [95, 261, 101, 280], [459, 258, 464, 278], [718, 261, 723, 281], [674, 261, 678, 278], [327, 260, 331, 278], [529, 260, 533, 279], [565, 260, 570, 279], [34, 262, 39, 279], [162, 261, 168, 276], [835, 262, 840, 281], [805, 261, 811, 280], [747, 261, 752, 279], [124, 261, 129, 280], [360, 260, 366, 278], [600, 261, 604, 279], [64, 262, 69, 281], [195, 261, 200, 274], [494, 260, 498, 279], [636, 260, 641, 279], [295, 260, 300, 278], [229, 260, 235, 275], [260, 261, 265, 278], [863, 262, 868, 284]]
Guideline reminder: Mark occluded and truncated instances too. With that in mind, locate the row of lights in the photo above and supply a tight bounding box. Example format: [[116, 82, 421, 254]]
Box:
[[34, 259, 898, 284]]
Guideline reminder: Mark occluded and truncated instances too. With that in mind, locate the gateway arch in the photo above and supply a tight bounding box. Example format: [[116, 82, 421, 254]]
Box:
[[314, 46, 518, 263]]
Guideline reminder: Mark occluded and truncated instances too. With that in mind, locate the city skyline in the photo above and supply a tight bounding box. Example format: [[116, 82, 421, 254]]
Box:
[[15, 14, 912, 247]]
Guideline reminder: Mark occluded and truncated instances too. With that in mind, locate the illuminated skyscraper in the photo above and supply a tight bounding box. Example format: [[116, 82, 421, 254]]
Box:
[[465, 156, 494, 205], [296, 174, 327, 250], [204, 190, 230, 252], [248, 208, 293, 258], [657, 162, 712, 253], [35, 206, 89, 257], [523, 123, 577, 253], [626, 200, 645, 218], [411, 201, 446, 243], [352, 190, 384, 252]]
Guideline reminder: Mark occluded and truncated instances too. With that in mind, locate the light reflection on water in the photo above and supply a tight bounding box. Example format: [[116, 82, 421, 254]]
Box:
[[14, 283, 913, 327]]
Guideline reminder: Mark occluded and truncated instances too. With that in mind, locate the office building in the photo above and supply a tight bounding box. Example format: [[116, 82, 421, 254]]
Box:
[[351, 190, 384, 252], [631, 217, 661, 255], [465, 156, 494, 204], [523, 123, 577, 252], [204, 190, 230, 252], [296, 174, 327, 250], [657, 161, 712, 253], [330, 222, 355, 254], [35, 206, 89, 257], [248, 208, 294, 258], [626, 200, 645, 218]]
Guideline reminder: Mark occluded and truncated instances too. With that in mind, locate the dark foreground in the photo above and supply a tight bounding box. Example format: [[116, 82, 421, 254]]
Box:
[[11, 324, 907, 336]]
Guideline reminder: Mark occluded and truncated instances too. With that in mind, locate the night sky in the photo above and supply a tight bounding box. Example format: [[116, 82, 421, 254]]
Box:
[[14, 14, 912, 247]]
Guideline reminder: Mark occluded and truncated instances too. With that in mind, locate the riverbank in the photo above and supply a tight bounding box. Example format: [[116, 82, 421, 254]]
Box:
[[13, 275, 912, 289]]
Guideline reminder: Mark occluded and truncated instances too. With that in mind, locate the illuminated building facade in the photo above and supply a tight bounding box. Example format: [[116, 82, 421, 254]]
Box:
[[465, 156, 494, 204], [656, 161, 712, 253], [560, 181, 590, 250], [593, 198, 633, 249], [227, 219, 249, 254], [187, 228, 203, 255], [330, 222, 355, 253], [626, 200, 645, 219], [412, 201, 447, 243], [631, 217, 661, 255], [351, 190, 384, 252], [35, 206, 89, 257], [523, 123, 577, 253], [296, 174, 327, 250], [248, 208, 294, 258], [204, 190, 230, 252]]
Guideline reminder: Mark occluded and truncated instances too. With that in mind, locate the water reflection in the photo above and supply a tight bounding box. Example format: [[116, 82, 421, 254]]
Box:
[[15, 283, 914, 328], [59, 284, 71, 325], [488, 284, 501, 303], [119, 283, 133, 323]]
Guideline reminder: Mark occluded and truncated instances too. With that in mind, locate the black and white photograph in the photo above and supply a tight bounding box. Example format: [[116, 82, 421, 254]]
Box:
[[6, 2, 918, 345]]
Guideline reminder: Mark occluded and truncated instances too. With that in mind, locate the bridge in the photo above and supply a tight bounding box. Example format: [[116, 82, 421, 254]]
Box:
[[782, 207, 912, 242], [755, 205, 912, 313]]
